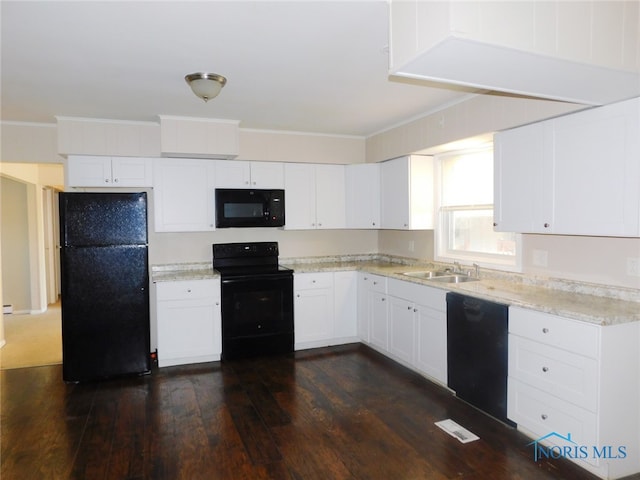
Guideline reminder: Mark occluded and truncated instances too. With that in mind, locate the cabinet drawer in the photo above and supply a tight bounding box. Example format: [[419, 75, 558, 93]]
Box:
[[508, 378, 599, 466], [360, 273, 387, 293], [156, 279, 218, 301], [294, 272, 334, 290], [509, 307, 599, 358], [387, 279, 446, 312], [509, 335, 598, 412]]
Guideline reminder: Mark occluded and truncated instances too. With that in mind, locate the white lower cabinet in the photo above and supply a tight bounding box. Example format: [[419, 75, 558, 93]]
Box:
[[358, 274, 447, 385], [357, 273, 388, 346], [387, 278, 447, 384], [156, 279, 221, 367], [413, 298, 447, 385], [508, 307, 640, 479], [294, 271, 357, 350], [388, 295, 415, 365]]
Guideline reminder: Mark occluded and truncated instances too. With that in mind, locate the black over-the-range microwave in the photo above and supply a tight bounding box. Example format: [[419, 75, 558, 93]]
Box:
[[215, 188, 285, 228]]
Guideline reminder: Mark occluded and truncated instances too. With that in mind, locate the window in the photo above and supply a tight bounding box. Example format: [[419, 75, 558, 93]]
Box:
[[435, 147, 520, 270]]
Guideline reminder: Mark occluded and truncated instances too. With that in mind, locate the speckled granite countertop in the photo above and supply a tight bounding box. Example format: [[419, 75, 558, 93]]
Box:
[[152, 256, 640, 327]]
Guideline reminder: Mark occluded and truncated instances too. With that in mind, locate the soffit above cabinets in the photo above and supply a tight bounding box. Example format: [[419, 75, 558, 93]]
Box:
[[389, 0, 640, 106]]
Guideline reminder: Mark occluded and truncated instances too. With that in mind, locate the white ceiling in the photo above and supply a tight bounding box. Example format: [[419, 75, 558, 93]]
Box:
[[1, 1, 481, 137]]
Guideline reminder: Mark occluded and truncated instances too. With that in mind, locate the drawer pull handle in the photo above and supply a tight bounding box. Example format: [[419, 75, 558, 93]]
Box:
[[541, 414, 548, 420], [542, 366, 549, 372], [373, 281, 378, 285], [187, 289, 192, 293], [542, 328, 549, 334], [407, 306, 412, 310]]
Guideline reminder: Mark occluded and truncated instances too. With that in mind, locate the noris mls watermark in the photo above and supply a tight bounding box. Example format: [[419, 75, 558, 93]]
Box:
[[528, 432, 627, 462]]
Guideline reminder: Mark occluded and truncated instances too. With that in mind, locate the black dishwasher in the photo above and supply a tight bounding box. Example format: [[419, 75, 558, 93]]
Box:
[[447, 292, 513, 426]]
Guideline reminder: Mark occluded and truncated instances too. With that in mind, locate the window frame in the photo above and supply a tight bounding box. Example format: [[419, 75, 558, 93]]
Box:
[[434, 147, 522, 272]]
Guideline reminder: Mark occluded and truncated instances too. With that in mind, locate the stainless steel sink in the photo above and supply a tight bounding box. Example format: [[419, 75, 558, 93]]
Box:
[[399, 270, 450, 279], [428, 274, 480, 283]]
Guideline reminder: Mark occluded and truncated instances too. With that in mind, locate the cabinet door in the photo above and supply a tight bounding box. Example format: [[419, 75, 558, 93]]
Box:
[[388, 295, 415, 364], [157, 298, 217, 367], [357, 273, 387, 344], [333, 271, 358, 340], [111, 157, 153, 187], [294, 273, 334, 345], [551, 98, 640, 236], [315, 164, 346, 229], [369, 291, 389, 351], [346, 163, 381, 228], [66, 155, 112, 187], [494, 122, 554, 233], [284, 163, 317, 229], [214, 160, 251, 187], [414, 302, 447, 384], [251, 161, 285, 189], [153, 158, 216, 232], [381, 157, 410, 229]]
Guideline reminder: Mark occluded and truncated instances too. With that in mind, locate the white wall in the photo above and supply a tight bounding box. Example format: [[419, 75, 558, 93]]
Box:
[[150, 229, 379, 265]]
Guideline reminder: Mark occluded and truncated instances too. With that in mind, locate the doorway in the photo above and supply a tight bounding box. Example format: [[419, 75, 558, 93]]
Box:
[[1, 173, 62, 369]]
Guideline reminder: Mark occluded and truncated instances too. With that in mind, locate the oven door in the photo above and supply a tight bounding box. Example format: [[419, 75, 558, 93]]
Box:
[[220, 273, 293, 358]]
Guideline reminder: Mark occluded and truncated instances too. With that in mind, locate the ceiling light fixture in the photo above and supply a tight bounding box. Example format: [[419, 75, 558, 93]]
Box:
[[185, 72, 227, 102]]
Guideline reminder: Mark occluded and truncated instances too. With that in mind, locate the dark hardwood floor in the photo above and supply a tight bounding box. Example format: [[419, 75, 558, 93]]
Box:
[[1, 344, 633, 479]]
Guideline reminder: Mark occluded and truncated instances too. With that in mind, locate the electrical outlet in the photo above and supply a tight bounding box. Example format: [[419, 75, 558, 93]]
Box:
[[627, 257, 640, 277], [532, 249, 548, 267]]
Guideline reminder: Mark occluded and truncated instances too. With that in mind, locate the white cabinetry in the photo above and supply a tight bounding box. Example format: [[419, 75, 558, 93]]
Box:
[[508, 307, 640, 479], [387, 278, 447, 384], [346, 163, 381, 229], [357, 273, 388, 348], [57, 117, 160, 157], [156, 279, 221, 367], [388, 295, 415, 365], [495, 97, 640, 237], [214, 160, 284, 188], [159, 116, 239, 159], [284, 163, 346, 230], [153, 158, 216, 232], [380, 155, 434, 230], [333, 271, 358, 340], [65, 155, 153, 188], [294, 272, 334, 347], [294, 271, 357, 350]]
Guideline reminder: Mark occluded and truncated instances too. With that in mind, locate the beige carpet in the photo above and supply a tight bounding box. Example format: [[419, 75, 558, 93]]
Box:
[[0, 302, 62, 370]]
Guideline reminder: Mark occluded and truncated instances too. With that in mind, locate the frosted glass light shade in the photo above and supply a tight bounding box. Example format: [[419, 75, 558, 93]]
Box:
[[185, 73, 227, 102]]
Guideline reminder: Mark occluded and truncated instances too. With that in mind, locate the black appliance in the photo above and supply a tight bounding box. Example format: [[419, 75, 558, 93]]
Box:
[[59, 192, 151, 382], [213, 242, 293, 360], [446, 292, 514, 426], [215, 188, 285, 228]]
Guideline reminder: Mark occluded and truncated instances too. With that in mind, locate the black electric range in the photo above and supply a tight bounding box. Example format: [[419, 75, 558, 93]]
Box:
[[213, 242, 294, 360]]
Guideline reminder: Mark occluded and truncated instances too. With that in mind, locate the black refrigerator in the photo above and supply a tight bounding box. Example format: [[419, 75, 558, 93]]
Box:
[[59, 192, 151, 382]]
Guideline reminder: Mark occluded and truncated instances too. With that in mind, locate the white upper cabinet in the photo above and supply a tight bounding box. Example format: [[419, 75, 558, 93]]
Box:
[[389, 1, 640, 105], [159, 116, 239, 159], [284, 163, 346, 230], [57, 117, 160, 157], [495, 97, 640, 237], [65, 155, 153, 188], [214, 160, 284, 189], [153, 158, 216, 232], [380, 155, 434, 230], [346, 163, 381, 229]]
